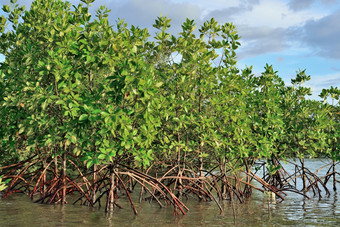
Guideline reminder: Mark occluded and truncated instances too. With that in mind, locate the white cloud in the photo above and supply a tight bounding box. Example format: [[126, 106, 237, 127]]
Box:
[[233, 0, 324, 28], [197, 0, 328, 58], [288, 0, 339, 11], [288, 0, 315, 11], [237, 25, 288, 58], [299, 9, 340, 59], [194, 0, 252, 19], [306, 73, 340, 99]]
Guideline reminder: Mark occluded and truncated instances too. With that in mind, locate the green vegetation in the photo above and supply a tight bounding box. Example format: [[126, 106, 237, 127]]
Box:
[[0, 0, 339, 214], [0, 175, 9, 191]]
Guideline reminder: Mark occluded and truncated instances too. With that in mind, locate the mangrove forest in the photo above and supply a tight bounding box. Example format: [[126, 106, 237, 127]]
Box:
[[0, 0, 339, 216]]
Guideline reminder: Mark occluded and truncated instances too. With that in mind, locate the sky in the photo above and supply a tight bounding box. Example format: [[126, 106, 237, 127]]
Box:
[[1, 0, 340, 100]]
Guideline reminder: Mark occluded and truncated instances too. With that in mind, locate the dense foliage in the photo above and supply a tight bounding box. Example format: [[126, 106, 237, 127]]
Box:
[[0, 0, 339, 214]]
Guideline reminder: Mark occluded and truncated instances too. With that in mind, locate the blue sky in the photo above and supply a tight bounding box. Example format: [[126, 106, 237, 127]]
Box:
[[1, 0, 340, 99]]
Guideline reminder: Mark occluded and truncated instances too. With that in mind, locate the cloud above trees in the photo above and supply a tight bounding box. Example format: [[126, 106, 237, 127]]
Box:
[[288, 0, 338, 11], [298, 9, 340, 59]]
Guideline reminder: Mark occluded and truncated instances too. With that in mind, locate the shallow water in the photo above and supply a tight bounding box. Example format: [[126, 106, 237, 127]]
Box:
[[0, 159, 339, 226]]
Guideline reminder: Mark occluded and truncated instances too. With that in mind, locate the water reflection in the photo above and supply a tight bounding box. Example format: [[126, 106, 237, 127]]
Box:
[[0, 192, 339, 226]]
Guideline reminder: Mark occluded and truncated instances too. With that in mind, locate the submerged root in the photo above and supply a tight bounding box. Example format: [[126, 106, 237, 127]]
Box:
[[1, 156, 338, 216], [265, 159, 332, 198]]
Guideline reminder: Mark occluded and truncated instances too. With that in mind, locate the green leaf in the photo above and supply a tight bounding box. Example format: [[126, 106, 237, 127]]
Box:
[[56, 100, 65, 105], [155, 82, 163, 87], [18, 127, 25, 134], [92, 109, 101, 114], [139, 79, 146, 86], [79, 114, 88, 121], [98, 154, 106, 160], [86, 160, 93, 169], [70, 135, 77, 144], [2, 5, 10, 13], [73, 147, 81, 156], [132, 45, 137, 53]]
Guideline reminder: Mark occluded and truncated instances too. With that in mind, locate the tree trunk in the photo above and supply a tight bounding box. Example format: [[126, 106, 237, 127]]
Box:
[[54, 151, 58, 176], [177, 132, 183, 199], [110, 170, 115, 206], [333, 159, 337, 191], [106, 168, 116, 212], [42, 159, 47, 197], [300, 158, 307, 191], [199, 143, 203, 178], [62, 152, 67, 204], [92, 164, 97, 204], [244, 159, 252, 197]]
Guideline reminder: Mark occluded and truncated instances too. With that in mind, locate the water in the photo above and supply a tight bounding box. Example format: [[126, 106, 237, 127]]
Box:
[[0, 159, 339, 226]]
